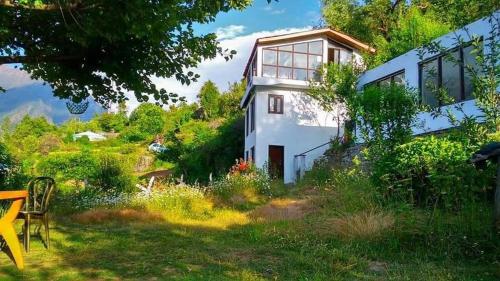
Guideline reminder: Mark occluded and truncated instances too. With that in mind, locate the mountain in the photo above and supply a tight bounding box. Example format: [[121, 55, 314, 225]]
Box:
[[0, 66, 103, 124]]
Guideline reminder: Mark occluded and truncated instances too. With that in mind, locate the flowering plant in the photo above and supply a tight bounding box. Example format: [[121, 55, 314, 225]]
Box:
[[229, 158, 255, 175]]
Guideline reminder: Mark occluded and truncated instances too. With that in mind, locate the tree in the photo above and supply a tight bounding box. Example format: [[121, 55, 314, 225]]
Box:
[[308, 62, 362, 142], [128, 103, 166, 136], [0, 0, 269, 106], [197, 80, 220, 119], [321, 0, 497, 67], [95, 112, 128, 132], [219, 80, 246, 118]]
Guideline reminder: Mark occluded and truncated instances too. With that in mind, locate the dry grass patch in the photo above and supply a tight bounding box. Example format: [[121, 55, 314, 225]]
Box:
[[72, 208, 165, 224], [320, 211, 395, 239], [250, 199, 313, 222]]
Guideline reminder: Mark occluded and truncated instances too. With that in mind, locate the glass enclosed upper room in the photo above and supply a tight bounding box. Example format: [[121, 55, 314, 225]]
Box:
[[243, 28, 376, 85]]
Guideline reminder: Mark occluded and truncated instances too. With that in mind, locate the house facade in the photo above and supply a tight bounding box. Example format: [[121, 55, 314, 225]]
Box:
[[357, 13, 498, 135], [240, 29, 374, 183]]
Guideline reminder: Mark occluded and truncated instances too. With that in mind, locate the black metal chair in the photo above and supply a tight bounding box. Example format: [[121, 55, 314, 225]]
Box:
[[17, 177, 56, 252]]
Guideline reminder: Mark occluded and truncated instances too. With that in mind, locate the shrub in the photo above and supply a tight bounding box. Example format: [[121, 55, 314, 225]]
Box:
[[210, 161, 271, 202], [373, 135, 494, 208], [38, 133, 63, 155], [37, 151, 98, 184], [356, 84, 420, 150], [89, 154, 134, 194]]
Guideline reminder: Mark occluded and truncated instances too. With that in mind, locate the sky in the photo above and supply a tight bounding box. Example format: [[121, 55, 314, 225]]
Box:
[[0, 0, 323, 112], [138, 0, 323, 110]]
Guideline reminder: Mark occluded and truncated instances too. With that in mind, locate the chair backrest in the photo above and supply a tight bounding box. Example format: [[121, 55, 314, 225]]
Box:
[[26, 177, 56, 213]]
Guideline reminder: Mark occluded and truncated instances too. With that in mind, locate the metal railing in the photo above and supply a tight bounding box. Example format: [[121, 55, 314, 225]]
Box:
[[293, 140, 335, 181]]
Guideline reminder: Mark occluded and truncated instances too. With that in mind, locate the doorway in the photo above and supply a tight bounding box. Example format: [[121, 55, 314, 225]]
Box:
[[268, 145, 284, 180]]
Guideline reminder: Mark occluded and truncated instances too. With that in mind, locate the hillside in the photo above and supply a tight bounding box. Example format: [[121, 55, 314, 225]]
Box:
[[0, 66, 103, 124]]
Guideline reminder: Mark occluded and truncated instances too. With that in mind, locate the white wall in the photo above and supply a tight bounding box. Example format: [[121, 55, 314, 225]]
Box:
[[357, 12, 498, 134], [252, 86, 341, 183]]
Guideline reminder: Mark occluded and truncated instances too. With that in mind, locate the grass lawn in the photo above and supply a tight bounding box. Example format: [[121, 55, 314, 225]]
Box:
[[0, 182, 498, 280]]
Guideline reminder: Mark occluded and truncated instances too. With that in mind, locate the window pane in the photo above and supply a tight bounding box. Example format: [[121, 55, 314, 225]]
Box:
[[278, 51, 292, 67], [308, 70, 321, 82], [269, 96, 275, 112], [262, 65, 277, 78], [309, 41, 323, 55], [276, 97, 282, 113], [293, 53, 307, 68], [442, 50, 461, 103], [339, 49, 352, 64], [263, 49, 277, 65], [279, 45, 293, 51], [421, 59, 439, 107], [293, 69, 308, 81], [379, 77, 391, 87], [278, 67, 293, 79], [463, 43, 481, 100], [393, 72, 405, 85], [294, 43, 308, 53], [308, 55, 322, 70]]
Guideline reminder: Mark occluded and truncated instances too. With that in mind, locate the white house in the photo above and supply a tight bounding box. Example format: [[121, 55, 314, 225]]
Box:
[[357, 12, 499, 135], [73, 131, 107, 142], [240, 29, 375, 183]]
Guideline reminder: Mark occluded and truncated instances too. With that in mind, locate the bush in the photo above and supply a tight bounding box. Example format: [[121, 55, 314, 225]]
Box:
[[37, 151, 98, 184], [210, 161, 271, 202], [373, 135, 494, 208], [89, 153, 134, 194]]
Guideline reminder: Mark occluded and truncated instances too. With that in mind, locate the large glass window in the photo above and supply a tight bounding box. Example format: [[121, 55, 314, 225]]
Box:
[[262, 40, 323, 81], [420, 42, 482, 107], [365, 70, 406, 90]]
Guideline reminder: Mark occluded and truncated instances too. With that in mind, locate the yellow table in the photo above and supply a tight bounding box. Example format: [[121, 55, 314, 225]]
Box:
[[0, 190, 28, 270]]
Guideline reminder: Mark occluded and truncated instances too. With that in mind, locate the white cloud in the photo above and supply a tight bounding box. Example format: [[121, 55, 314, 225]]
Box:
[[215, 25, 246, 40], [125, 26, 311, 112], [270, 9, 286, 15], [0, 65, 41, 90], [263, 6, 285, 15]]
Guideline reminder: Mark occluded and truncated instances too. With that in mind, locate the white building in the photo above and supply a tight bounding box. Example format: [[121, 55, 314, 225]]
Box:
[[240, 29, 374, 183], [73, 131, 107, 142], [357, 12, 499, 135]]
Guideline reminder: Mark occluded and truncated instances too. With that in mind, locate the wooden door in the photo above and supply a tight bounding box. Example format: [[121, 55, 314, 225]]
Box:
[[268, 145, 284, 180]]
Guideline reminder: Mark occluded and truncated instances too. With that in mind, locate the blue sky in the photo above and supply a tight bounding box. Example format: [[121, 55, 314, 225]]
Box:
[[196, 0, 322, 36]]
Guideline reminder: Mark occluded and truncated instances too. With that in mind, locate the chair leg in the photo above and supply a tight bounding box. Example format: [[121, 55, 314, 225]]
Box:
[[1, 224, 24, 270], [44, 214, 50, 250], [23, 215, 30, 253]]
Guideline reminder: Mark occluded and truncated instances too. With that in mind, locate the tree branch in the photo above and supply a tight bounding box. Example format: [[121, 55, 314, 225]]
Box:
[[0, 0, 77, 11], [0, 54, 81, 64]]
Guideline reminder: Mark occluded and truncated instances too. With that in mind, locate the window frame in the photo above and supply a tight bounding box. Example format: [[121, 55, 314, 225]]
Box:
[[418, 40, 480, 107], [250, 99, 255, 132], [261, 40, 324, 81], [268, 94, 284, 114], [250, 146, 255, 162]]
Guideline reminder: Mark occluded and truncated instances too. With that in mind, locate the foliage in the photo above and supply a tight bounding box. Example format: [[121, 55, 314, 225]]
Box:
[[95, 112, 128, 133], [38, 133, 63, 155], [218, 80, 246, 118], [356, 85, 421, 150], [197, 80, 221, 119], [37, 151, 98, 184], [210, 163, 272, 200], [372, 135, 494, 208], [321, 0, 497, 67], [89, 153, 134, 194], [0, 0, 261, 106], [128, 103, 166, 136], [308, 62, 362, 142]]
